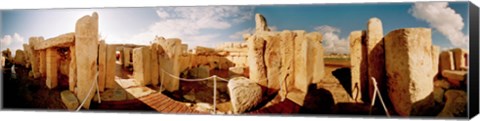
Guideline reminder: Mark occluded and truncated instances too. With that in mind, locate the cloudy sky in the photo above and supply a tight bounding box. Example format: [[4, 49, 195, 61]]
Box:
[[0, 1, 470, 55]]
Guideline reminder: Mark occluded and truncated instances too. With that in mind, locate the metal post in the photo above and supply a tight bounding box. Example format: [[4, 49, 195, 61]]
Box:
[[213, 75, 217, 114]]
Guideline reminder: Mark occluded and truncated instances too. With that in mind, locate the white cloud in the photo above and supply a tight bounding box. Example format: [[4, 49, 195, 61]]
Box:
[[229, 28, 253, 40], [129, 6, 254, 48], [410, 2, 468, 48], [1, 33, 26, 56], [314, 25, 349, 54]]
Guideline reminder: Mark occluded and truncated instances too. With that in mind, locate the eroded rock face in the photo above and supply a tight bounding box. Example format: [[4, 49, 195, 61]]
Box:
[[349, 30, 367, 102], [61, 90, 80, 111], [384, 28, 435, 116], [366, 17, 386, 102], [156, 37, 182, 92], [75, 12, 99, 109], [451, 48, 468, 70], [279, 30, 295, 101], [227, 77, 262, 114], [263, 32, 283, 95], [98, 40, 107, 92], [28, 37, 44, 78], [437, 90, 467, 117], [247, 35, 268, 89], [439, 51, 455, 73], [255, 13, 270, 32], [13, 49, 27, 66]]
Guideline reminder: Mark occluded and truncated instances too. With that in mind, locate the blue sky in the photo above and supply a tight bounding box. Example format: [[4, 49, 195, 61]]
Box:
[[0, 1, 470, 55]]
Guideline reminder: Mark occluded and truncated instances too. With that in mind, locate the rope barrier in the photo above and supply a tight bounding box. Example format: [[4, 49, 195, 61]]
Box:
[[76, 72, 100, 111], [369, 77, 390, 117]]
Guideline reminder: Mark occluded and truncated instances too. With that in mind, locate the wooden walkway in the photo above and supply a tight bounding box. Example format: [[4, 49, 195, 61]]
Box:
[[137, 92, 209, 114]]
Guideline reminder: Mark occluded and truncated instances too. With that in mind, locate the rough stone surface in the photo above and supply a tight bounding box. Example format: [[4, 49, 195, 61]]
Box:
[[306, 32, 325, 84], [133, 47, 151, 86], [255, 13, 270, 32], [98, 40, 107, 92], [431, 46, 440, 77], [23, 45, 32, 68], [105, 45, 117, 88], [263, 32, 283, 95], [228, 66, 244, 77], [150, 44, 159, 87], [156, 37, 182, 92], [61, 90, 80, 111], [39, 50, 47, 77], [35, 33, 75, 50], [437, 90, 467, 117], [366, 17, 386, 102], [122, 47, 132, 68], [68, 46, 77, 92], [439, 51, 455, 73], [279, 30, 295, 101], [227, 77, 262, 114], [13, 50, 27, 66], [46, 48, 59, 89], [75, 12, 99, 109], [451, 48, 468, 70], [287, 30, 310, 106], [349, 30, 367, 102], [384, 28, 435, 116], [441, 70, 467, 87], [247, 35, 268, 88], [28, 37, 44, 78], [188, 65, 210, 79]]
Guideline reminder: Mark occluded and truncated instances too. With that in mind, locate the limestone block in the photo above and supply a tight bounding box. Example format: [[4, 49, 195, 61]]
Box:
[[306, 32, 324, 83], [188, 65, 210, 79], [439, 51, 455, 73], [39, 50, 47, 77], [366, 17, 386, 101], [263, 32, 283, 95], [98, 40, 106, 92], [123, 47, 132, 68], [105, 45, 117, 88], [60, 90, 80, 111], [384, 28, 435, 116], [150, 43, 160, 86], [278, 30, 295, 101], [133, 47, 151, 86], [255, 13, 270, 32], [287, 30, 309, 106], [228, 66, 244, 77], [68, 46, 77, 92], [227, 77, 262, 114], [35, 33, 75, 50], [13, 49, 27, 66], [28, 37, 44, 78], [431, 46, 440, 77], [451, 48, 468, 70], [246, 35, 268, 88], [349, 30, 367, 102], [157, 38, 182, 92], [441, 70, 467, 87], [75, 12, 99, 109], [23, 44, 32, 67], [46, 48, 59, 89]]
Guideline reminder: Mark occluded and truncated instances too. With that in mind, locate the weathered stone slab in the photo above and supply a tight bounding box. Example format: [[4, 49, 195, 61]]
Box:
[[279, 30, 295, 101], [105, 45, 117, 88], [384, 28, 435, 116], [150, 44, 159, 86], [287, 30, 309, 106], [68, 46, 76, 92], [246, 35, 268, 89], [366, 17, 386, 102], [228, 66, 244, 77], [227, 77, 262, 114], [431, 46, 440, 77], [441, 70, 467, 87], [156, 37, 182, 92], [451, 48, 468, 70], [263, 32, 283, 95], [61, 90, 80, 111], [122, 47, 132, 68], [133, 47, 151, 86], [35, 33, 75, 50], [46, 48, 59, 89], [98, 40, 106, 92], [349, 30, 367, 102], [439, 51, 455, 73], [39, 50, 47, 77], [75, 12, 99, 109], [306, 32, 324, 84], [28, 37, 44, 78]]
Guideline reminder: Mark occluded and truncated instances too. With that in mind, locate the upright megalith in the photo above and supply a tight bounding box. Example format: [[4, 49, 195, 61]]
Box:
[[150, 43, 160, 87], [75, 12, 99, 109], [68, 46, 76, 92], [451, 48, 468, 70], [133, 47, 151, 86], [431, 46, 440, 78], [384, 28, 435, 116], [306, 32, 324, 84], [246, 35, 268, 90], [156, 37, 182, 92], [255, 13, 270, 32], [122, 47, 132, 68], [349, 30, 367, 102], [39, 50, 47, 77], [28, 37, 44, 78], [46, 48, 59, 89], [98, 40, 107, 92], [439, 51, 455, 73], [263, 32, 283, 96], [105, 45, 117, 88], [278, 30, 295, 101], [366, 17, 386, 102]]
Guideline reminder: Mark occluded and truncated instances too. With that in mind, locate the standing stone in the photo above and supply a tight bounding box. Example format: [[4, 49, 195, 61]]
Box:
[[46, 48, 59, 89], [39, 50, 47, 77], [68, 46, 76, 92], [384, 28, 435, 116], [287, 30, 309, 106], [349, 30, 367, 102], [306, 32, 324, 83], [156, 38, 182, 92], [439, 51, 455, 73], [150, 44, 159, 86], [75, 12, 99, 109], [23, 44, 32, 67], [13, 50, 27, 66], [133, 47, 151, 86], [123, 47, 132, 68], [263, 33, 283, 95], [431, 46, 440, 78], [246, 35, 268, 90], [279, 30, 295, 101], [29, 37, 43, 78], [451, 48, 468, 70], [98, 40, 106, 92], [255, 13, 270, 32], [105, 45, 117, 88], [366, 17, 386, 102], [227, 77, 263, 114]]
